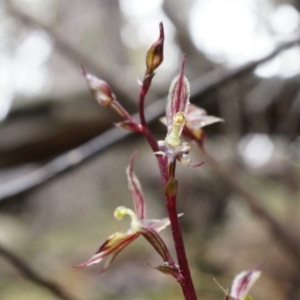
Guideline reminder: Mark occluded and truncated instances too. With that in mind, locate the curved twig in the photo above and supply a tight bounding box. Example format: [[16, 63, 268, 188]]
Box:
[[0, 243, 79, 300]]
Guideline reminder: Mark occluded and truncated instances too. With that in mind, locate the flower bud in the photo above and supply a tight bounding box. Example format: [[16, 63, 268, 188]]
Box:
[[81, 66, 115, 107], [146, 22, 164, 74]]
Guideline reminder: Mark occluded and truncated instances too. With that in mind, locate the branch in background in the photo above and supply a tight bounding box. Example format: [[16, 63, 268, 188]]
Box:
[[201, 149, 300, 267], [0, 123, 135, 200], [0, 244, 78, 300], [1, 34, 300, 201], [4, 0, 138, 104], [190, 36, 300, 99]]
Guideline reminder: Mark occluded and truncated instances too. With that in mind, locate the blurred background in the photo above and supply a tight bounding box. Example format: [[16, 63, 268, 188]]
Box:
[[0, 0, 300, 299]]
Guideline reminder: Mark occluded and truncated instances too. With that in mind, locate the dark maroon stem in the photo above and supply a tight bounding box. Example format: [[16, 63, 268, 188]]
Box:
[[165, 162, 197, 300], [137, 38, 196, 299], [139, 119, 197, 300], [167, 194, 195, 300], [138, 76, 152, 127], [138, 74, 168, 180]]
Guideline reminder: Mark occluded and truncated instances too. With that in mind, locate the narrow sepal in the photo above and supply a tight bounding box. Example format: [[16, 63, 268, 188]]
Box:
[[141, 228, 172, 262], [126, 152, 146, 219], [185, 104, 224, 130], [140, 217, 170, 232], [166, 55, 190, 135], [141, 213, 183, 233], [73, 232, 140, 270]]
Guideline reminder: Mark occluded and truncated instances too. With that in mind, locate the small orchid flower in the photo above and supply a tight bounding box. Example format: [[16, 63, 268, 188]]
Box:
[[215, 267, 260, 300], [157, 55, 189, 160], [157, 56, 202, 167], [226, 268, 261, 300], [74, 152, 175, 273], [158, 55, 223, 164]]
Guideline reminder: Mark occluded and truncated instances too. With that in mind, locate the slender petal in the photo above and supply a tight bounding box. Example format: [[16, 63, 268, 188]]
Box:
[[141, 213, 183, 233], [141, 228, 171, 262], [126, 152, 146, 219], [166, 55, 190, 136], [230, 268, 261, 300], [73, 232, 140, 270], [141, 218, 170, 232], [185, 104, 224, 130]]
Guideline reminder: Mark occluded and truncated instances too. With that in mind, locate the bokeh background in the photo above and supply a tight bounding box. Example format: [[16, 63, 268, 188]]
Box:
[[1, 0, 300, 299]]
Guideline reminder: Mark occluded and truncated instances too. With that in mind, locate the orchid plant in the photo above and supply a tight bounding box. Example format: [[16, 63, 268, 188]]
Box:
[[75, 22, 260, 300]]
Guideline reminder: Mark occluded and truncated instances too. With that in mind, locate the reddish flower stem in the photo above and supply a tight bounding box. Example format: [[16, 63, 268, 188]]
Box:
[[138, 76, 152, 127], [139, 99, 197, 299], [165, 162, 197, 300], [137, 23, 196, 298]]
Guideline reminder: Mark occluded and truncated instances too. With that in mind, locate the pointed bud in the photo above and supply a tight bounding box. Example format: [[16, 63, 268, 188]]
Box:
[[230, 268, 261, 300], [81, 66, 115, 107], [146, 22, 164, 74]]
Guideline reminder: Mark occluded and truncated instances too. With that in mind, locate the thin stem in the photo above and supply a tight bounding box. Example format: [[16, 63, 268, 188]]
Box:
[[138, 76, 153, 127], [137, 73, 168, 180], [137, 71, 197, 300], [139, 108, 196, 299], [165, 162, 197, 300], [167, 193, 195, 300]]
